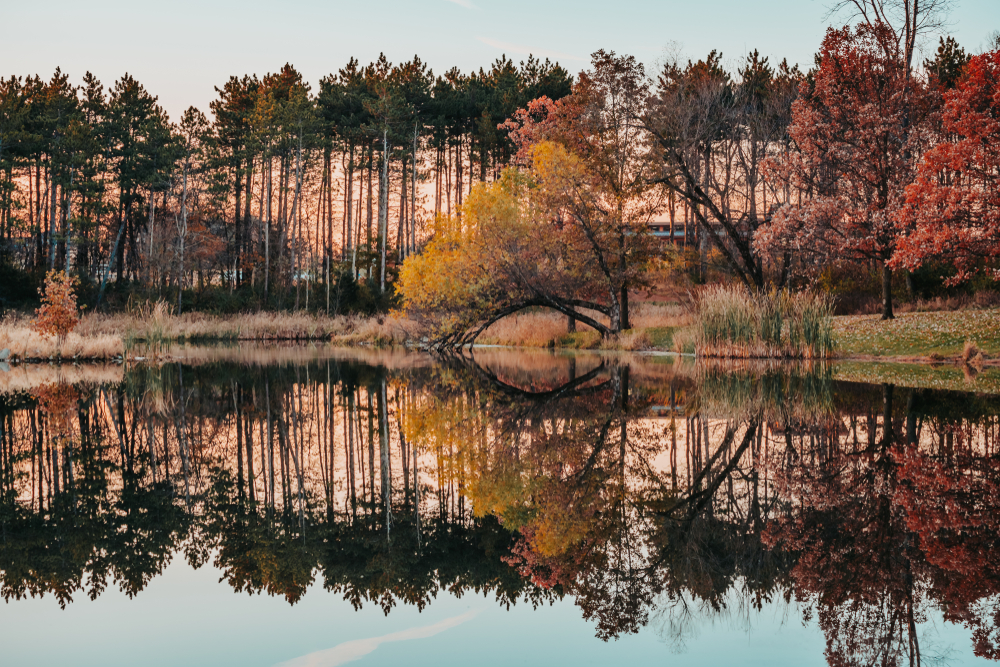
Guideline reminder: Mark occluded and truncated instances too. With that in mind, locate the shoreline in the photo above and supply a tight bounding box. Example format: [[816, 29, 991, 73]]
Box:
[[2, 306, 996, 371], [2, 340, 998, 397]]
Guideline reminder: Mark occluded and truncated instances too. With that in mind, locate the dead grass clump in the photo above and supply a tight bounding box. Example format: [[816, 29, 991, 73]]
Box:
[[332, 315, 415, 347], [611, 329, 651, 351], [696, 285, 835, 359], [962, 340, 985, 371]]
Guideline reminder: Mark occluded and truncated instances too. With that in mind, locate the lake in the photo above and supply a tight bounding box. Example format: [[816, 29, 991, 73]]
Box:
[[0, 346, 996, 666]]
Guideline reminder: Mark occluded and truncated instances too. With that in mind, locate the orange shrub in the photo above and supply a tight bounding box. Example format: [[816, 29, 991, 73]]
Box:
[[32, 270, 80, 340]]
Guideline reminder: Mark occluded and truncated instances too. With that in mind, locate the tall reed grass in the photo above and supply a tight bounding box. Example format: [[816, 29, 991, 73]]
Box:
[[697, 363, 835, 422], [696, 285, 835, 359]]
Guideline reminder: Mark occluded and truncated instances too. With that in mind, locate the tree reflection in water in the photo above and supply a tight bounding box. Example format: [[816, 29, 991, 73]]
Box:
[[1, 351, 999, 665]]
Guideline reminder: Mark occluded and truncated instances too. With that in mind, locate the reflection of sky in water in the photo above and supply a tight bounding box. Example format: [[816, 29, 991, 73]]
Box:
[[0, 557, 989, 667]]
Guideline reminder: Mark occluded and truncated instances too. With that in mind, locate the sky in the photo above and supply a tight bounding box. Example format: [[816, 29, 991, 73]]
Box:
[[3, 0, 999, 120], [1, 555, 992, 666]]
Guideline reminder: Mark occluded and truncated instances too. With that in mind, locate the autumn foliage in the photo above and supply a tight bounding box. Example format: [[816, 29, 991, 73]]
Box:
[[757, 23, 927, 318], [893, 49, 1000, 284], [32, 270, 80, 340]]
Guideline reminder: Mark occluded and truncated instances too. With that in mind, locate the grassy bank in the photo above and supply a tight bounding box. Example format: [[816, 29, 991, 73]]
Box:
[[0, 310, 416, 361], [833, 309, 1000, 360], [2, 298, 996, 368]]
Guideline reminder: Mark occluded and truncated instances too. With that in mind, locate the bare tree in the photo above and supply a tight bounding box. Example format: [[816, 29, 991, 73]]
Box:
[[645, 52, 802, 290], [827, 0, 954, 72]]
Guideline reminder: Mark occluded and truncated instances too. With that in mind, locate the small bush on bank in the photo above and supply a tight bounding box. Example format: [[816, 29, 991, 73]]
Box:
[[32, 271, 80, 341], [697, 285, 834, 359]]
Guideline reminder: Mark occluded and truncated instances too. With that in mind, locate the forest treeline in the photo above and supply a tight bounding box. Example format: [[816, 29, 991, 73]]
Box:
[[0, 55, 573, 311], [399, 17, 999, 346], [1, 3, 997, 325]]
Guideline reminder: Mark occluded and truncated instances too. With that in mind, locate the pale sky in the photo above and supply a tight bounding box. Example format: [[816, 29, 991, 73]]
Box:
[[4, 0, 998, 120]]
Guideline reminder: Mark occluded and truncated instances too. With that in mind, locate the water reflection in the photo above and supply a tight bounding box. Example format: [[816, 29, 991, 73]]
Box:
[[1, 350, 999, 665]]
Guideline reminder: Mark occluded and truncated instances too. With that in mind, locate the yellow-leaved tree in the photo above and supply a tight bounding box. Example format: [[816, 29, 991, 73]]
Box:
[[399, 141, 662, 347], [399, 51, 666, 348]]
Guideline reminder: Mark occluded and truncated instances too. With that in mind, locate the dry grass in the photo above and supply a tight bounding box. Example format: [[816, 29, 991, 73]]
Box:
[[630, 302, 693, 329], [610, 329, 652, 351], [478, 310, 576, 347], [476, 303, 693, 349], [0, 307, 421, 362], [82, 308, 361, 342], [330, 314, 416, 347], [672, 327, 697, 354], [0, 314, 123, 360], [81, 308, 418, 346]]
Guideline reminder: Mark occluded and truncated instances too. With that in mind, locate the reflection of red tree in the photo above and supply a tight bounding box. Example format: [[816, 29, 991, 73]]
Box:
[[764, 386, 1000, 666], [893, 435, 1000, 659], [764, 451, 924, 667]]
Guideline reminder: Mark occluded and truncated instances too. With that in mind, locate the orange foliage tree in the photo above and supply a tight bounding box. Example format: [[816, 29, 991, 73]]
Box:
[[32, 270, 80, 340], [892, 49, 1000, 285]]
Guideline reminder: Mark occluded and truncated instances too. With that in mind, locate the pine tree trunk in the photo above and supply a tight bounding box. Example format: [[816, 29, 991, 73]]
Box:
[[379, 129, 389, 294], [411, 126, 418, 255], [265, 155, 272, 298], [398, 154, 406, 262], [178, 163, 188, 314], [366, 145, 373, 253]]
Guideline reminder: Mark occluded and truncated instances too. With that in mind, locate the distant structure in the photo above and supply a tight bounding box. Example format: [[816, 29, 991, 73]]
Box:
[[647, 220, 695, 248]]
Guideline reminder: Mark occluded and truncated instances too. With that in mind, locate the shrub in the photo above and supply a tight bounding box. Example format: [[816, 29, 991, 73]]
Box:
[[32, 270, 80, 341]]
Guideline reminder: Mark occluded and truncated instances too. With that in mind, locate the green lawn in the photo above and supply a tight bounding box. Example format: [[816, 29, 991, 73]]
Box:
[[833, 309, 1000, 358]]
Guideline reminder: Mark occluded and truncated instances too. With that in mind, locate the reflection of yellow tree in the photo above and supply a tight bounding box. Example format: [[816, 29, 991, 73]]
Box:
[[405, 361, 670, 643]]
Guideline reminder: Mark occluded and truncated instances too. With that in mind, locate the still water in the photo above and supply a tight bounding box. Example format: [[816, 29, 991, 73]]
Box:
[[0, 346, 996, 666]]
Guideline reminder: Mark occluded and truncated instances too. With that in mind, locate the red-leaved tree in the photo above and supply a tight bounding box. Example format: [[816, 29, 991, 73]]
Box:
[[892, 49, 1000, 285], [756, 23, 928, 319]]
